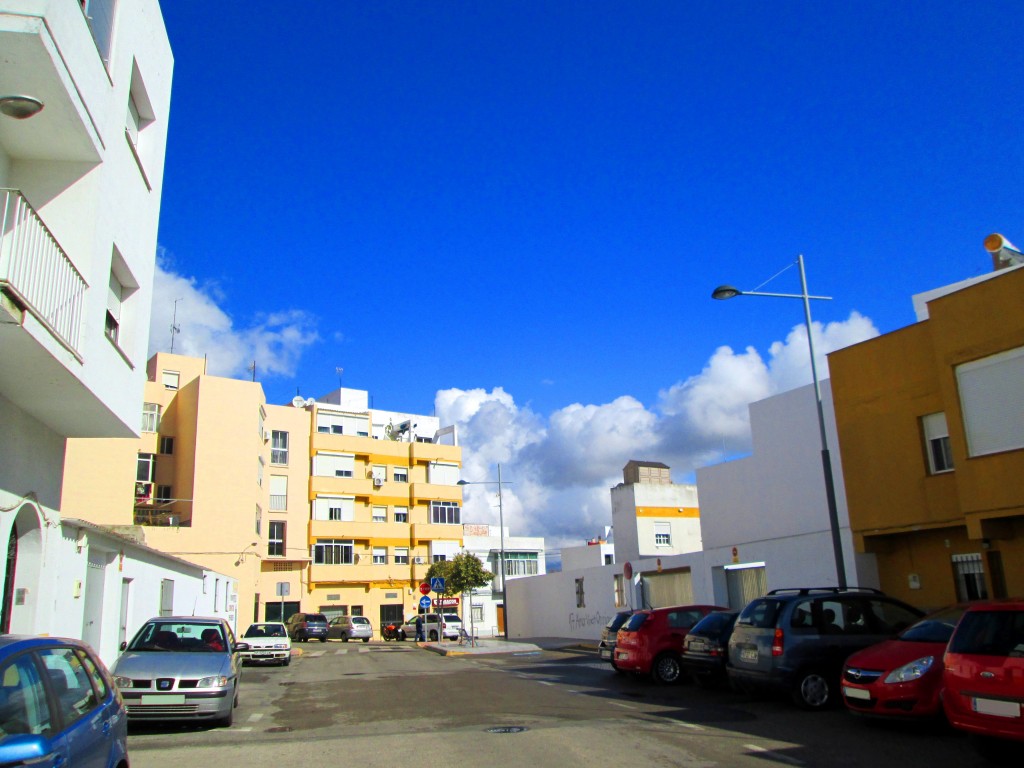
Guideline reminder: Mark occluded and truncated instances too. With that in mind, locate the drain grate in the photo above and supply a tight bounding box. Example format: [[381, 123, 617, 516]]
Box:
[[265, 726, 293, 733], [485, 726, 528, 734]]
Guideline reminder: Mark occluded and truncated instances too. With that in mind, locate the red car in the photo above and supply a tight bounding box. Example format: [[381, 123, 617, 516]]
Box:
[[943, 599, 1024, 756], [841, 605, 966, 718], [614, 604, 727, 683]]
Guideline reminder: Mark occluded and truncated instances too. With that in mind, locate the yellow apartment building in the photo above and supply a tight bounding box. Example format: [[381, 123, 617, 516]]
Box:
[[62, 353, 464, 632], [830, 241, 1024, 609]]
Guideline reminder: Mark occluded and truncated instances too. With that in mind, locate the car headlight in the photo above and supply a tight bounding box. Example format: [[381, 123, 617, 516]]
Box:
[[884, 656, 934, 684], [113, 676, 134, 689], [197, 675, 230, 688], [275, 643, 288, 649]]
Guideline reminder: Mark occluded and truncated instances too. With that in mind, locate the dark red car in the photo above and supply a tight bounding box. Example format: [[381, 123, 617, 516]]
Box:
[[943, 599, 1024, 758], [841, 605, 966, 718], [614, 604, 728, 683]]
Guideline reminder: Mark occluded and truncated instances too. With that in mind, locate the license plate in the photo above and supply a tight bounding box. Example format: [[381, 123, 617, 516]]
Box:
[[740, 648, 758, 663], [617, 652, 630, 660], [141, 694, 185, 705], [688, 640, 707, 652], [251, 650, 275, 655], [599, 649, 611, 660], [843, 686, 871, 701], [972, 697, 1021, 718]]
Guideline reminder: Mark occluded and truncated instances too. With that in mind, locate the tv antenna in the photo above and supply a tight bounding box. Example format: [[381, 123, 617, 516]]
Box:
[[169, 298, 183, 352], [336, 367, 344, 388]]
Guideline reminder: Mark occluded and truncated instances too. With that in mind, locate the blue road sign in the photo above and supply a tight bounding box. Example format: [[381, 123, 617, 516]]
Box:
[[419, 595, 432, 609], [430, 577, 446, 592]]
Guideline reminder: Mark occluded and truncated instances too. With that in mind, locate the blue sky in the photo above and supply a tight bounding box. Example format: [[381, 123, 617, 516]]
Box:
[[151, 2, 1024, 554]]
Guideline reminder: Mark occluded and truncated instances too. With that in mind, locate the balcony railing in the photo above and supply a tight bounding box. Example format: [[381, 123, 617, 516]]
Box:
[[0, 189, 87, 356]]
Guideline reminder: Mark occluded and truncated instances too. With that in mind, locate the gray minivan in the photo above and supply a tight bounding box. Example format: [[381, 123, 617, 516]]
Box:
[[727, 587, 923, 709]]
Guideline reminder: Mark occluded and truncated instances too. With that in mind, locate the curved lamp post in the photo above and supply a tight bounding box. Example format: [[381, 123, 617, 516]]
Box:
[[458, 465, 509, 636], [712, 254, 848, 589]]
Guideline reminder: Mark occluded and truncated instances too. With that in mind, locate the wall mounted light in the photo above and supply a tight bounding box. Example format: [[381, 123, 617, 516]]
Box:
[[0, 95, 44, 119]]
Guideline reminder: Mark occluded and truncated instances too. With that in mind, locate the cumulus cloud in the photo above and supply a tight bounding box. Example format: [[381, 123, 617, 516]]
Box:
[[437, 312, 879, 557], [148, 253, 319, 380]]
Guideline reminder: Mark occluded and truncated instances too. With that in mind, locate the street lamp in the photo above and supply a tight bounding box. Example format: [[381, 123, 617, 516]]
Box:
[[458, 464, 509, 636], [711, 254, 848, 589]]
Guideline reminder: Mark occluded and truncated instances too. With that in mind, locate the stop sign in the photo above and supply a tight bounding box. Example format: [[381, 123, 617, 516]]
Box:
[[419, 582, 430, 595]]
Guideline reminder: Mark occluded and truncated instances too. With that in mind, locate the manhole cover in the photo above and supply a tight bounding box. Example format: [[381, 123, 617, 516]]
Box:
[[485, 726, 528, 734], [265, 726, 293, 733]]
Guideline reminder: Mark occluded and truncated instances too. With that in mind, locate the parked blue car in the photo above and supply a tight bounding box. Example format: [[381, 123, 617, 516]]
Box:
[[0, 634, 128, 767]]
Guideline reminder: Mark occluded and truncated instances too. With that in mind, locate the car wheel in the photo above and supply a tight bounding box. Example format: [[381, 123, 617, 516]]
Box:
[[651, 653, 684, 684], [282, 657, 291, 666], [319, 637, 327, 643], [792, 669, 832, 709], [428, 630, 438, 641], [610, 660, 625, 674], [341, 633, 349, 642], [362, 637, 369, 643]]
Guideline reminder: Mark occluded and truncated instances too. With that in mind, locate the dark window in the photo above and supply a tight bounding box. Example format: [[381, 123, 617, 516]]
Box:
[[949, 610, 1024, 657], [667, 610, 703, 629], [159, 436, 174, 455], [738, 599, 782, 628], [268, 521, 285, 557]]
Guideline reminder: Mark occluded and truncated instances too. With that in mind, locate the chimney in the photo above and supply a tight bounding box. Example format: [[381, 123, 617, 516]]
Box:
[[984, 233, 1024, 271]]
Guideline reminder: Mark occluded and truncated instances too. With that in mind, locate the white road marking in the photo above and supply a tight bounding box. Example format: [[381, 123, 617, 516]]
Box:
[[247, 713, 264, 722], [674, 721, 705, 731], [609, 701, 636, 709], [743, 744, 804, 766]]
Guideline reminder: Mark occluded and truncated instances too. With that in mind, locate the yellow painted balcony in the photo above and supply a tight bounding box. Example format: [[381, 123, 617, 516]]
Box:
[[309, 519, 411, 542], [410, 522, 463, 544], [310, 475, 374, 497], [311, 432, 376, 456], [410, 442, 461, 464], [410, 482, 462, 504], [309, 561, 415, 585]]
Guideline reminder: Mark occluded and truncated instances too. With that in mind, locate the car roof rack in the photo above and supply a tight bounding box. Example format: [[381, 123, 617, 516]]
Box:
[[765, 587, 884, 596]]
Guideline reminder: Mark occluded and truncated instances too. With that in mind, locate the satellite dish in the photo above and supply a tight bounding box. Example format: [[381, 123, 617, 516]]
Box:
[[305, 397, 316, 407], [291, 396, 306, 408]]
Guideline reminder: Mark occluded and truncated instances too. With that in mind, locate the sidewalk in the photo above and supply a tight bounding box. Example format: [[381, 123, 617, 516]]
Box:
[[421, 636, 597, 656]]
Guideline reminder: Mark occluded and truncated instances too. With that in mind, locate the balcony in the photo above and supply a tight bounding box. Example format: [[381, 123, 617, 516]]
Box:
[[410, 442, 461, 464], [309, 561, 414, 585], [133, 505, 191, 528], [0, 8, 104, 164], [410, 522, 463, 544], [310, 475, 374, 497], [1, 190, 86, 356], [410, 482, 462, 504], [309, 519, 410, 541]]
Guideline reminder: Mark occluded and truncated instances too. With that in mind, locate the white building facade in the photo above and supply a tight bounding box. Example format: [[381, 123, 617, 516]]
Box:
[[511, 382, 873, 641], [462, 523, 545, 637], [1, 1, 175, 636], [611, 460, 702, 563]]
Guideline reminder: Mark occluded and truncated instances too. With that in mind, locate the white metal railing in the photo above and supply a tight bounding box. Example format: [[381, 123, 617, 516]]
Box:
[[0, 190, 87, 355], [269, 494, 287, 510]]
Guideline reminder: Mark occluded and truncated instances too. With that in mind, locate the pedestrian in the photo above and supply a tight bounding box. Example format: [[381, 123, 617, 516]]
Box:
[[415, 614, 424, 642]]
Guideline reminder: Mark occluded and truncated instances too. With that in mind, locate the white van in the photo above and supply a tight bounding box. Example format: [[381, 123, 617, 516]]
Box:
[[400, 612, 462, 641]]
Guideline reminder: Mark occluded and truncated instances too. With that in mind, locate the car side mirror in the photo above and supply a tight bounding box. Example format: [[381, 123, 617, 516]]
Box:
[[120, 641, 127, 651], [234, 642, 250, 652]]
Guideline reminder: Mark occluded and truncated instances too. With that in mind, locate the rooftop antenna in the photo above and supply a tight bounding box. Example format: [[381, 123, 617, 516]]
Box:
[[247, 361, 256, 382], [336, 367, 344, 389], [169, 298, 182, 352]]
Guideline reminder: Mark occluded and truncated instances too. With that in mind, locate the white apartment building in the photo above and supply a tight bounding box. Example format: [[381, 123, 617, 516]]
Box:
[[1, 0, 175, 635], [611, 460, 702, 563], [462, 523, 545, 637]]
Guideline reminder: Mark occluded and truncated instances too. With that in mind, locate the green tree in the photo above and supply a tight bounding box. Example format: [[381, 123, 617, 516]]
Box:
[[426, 552, 493, 624]]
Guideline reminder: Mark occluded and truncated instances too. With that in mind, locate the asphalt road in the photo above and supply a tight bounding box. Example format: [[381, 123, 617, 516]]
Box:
[[126, 642, 1005, 768]]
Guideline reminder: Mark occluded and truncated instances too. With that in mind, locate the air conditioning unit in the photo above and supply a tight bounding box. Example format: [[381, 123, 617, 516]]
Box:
[[372, 477, 384, 487], [414, 557, 424, 564]]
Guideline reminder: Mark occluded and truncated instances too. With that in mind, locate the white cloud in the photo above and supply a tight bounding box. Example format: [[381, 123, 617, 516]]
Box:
[[148, 253, 319, 380], [437, 312, 879, 554]]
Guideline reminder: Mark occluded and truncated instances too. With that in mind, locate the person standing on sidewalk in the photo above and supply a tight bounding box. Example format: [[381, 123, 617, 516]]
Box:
[[415, 615, 425, 642]]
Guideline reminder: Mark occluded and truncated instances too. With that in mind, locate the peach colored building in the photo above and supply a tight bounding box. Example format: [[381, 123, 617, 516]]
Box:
[[63, 353, 465, 632]]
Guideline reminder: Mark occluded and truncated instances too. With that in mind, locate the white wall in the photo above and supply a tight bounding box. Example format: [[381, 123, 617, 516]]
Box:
[[561, 542, 614, 572]]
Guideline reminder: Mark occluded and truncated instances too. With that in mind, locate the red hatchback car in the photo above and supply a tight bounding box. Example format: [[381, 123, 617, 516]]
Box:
[[943, 599, 1024, 755], [841, 605, 966, 718], [614, 604, 727, 683]]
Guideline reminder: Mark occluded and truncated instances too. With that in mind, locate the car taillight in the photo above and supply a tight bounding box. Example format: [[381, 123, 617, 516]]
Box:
[[442, 622, 447, 628], [772, 628, 784, 657]]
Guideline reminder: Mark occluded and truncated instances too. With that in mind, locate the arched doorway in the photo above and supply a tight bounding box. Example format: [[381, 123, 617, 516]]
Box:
[[1, 524, 17, 633], [0, 504, 44, 634]]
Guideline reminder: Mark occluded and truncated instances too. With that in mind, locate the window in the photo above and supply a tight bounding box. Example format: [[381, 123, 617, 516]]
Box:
[[432, 554, 447, 563], [575, 577, 585, 608], [156, 485, 171, 502], [316, 412, 370, 435], [258, 407, 266, 440], [268, 522, 285, 557], [393, 467, 408, 483], [372, 506, 386, 523], [394, 506, 408, 523], [372, 547, 387, 565], [136, 453, 156, 483], [957, 346, 1024, 457], [106, 271, 123, 344], [312, 453, 354, 478], [614, 574, 625, 607], [952, 553, 988, 602], [0, 655, 51, 735], [125, 61, 156, 186], [428, 462, 460, 485], [313, 496, 354, 521], [430, 500, 461, 525], [81, 0, 118, 65], [655, 522, 672, 546], [255, 505, 262, 536], [271, 431, 289, 465], [604, 554, 614, 565], [162, 370, 180, 390], [313, 539, 354, 565], [257, 456, 265, 487], [394, 548, 409, 564], [141, 402, 160, 432], [503, 552, 538, 576], [40, 647, 100, 725], [921, 412, 953, 473], [159, 436, 174, 455], [472, 605, 484, 622], [269, 476, 287, 511], [105, 247, 138, 350]]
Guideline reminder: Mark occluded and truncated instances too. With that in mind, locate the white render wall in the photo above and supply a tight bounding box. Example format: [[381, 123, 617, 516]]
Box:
[[463, 526, 545, 637], [611, 481, 702, 562], [560, 541, 614, 572]]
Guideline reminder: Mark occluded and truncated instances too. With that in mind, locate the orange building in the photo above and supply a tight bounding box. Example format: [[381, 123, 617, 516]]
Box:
[[829, 237, 1024, 610]]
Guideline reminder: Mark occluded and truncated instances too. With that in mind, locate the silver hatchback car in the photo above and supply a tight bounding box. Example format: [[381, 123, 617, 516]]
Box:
[[327, 615, 373, 642]]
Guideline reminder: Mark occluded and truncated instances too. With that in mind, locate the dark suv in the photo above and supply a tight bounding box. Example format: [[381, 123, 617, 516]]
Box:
[[287, 612, 329, 643], [727, 587, 923, 709]]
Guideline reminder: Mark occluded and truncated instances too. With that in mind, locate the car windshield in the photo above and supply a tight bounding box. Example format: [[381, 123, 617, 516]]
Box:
[[898, 607, 966, 644], [306, 614, 327, 623], [128, 621, 227, 652], [621, 612, 649, 631], [244, 623, 287, 638], [948, 610, 1024, 656], [738, 599, 782, 628], [692, 612, 738, 634], [606, 612, 632, 632]]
